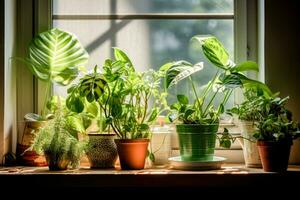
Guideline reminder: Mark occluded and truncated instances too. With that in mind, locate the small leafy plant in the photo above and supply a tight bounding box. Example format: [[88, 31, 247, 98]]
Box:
[[67, 48, 167, 139], [30, 100, 86, 169], [253, 95, 300, 142], [228, 87, 271, 121], [16, 28, 89, 120]]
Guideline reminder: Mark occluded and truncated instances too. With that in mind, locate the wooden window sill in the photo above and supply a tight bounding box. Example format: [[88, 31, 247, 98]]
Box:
[[1, 164, 300, 189]]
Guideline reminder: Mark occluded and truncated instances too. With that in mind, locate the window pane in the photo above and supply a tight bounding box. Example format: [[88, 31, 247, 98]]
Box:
[[53, 19, 234, 109], [53, 0, 234, 15]]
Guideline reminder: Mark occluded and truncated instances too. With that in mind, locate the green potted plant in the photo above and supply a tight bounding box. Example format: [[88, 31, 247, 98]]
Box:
[[253, 95, 300, 172], [67, 66, 118, 169], [67, 48, 167, 169], [163, 35, 265, 162], [228, 87, 271, 168], [29, 99, 86, 170], [15, 28, 89, 166]]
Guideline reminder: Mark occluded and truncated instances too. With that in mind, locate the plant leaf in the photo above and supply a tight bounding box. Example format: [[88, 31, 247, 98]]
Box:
[[233, 61, 258, 72], [165, 61, 203, 88], [192, 35, 232, 69], [177, 94, 189, 105], [113, 47, 134, 70], [26, 28, 89, 85]]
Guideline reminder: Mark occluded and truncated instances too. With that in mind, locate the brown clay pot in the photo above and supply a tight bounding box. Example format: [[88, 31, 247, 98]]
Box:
[[257, 140, 292, 172], [115, 139, 149, 170], [17, 121, 47, 166]]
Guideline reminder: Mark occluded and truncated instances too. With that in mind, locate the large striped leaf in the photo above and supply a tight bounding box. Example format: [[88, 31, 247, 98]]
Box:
[[165, 61, 203, 89], [23, 28, 89, 85], [192, 35, 234, 70]]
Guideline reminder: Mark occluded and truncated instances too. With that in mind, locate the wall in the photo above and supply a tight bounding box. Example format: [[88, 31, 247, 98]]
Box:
[[0, 0, 17, 162], [265, 0, 300, 120]]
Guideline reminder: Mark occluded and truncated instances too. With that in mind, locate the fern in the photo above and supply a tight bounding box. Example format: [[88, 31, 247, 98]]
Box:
[[30, 104, 86, 168]]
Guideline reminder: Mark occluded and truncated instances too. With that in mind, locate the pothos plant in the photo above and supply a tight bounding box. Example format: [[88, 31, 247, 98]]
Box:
[[162, 35, 270, 148], [253, 95, 300, 142], [67, 48, 168, 140], [15, 28, 89, 121], [227, 87, 272, 122]]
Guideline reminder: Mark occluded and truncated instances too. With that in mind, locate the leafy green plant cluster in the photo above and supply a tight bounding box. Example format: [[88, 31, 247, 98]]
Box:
[[228, 88, 271, 121], [30, 101, 86, 168], [253, 96, 300, 142], [163, 36, 271, 125], [67, 48, 167, 139]]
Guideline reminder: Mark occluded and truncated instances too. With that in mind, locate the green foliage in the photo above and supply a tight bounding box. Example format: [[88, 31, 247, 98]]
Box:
[[163, 35, 264, 125], [15, 28, 89, 120], [30, 103, 86, 169], [227, 88, 272, 121], [253, 96, 300, 142], [67, 48, 168, 139]]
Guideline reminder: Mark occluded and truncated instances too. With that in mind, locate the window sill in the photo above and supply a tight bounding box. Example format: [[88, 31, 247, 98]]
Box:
[[1, 164, 300, 189]]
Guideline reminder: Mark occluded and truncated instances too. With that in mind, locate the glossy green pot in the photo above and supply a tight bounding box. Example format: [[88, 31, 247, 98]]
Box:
[[176, 124, 219, 161]]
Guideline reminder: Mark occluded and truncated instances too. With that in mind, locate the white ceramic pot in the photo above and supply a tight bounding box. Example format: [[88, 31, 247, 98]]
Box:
[[238, 120, 262, 168], [149, 130, 171, 166]]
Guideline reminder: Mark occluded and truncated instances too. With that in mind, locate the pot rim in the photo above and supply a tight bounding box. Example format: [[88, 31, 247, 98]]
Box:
[[114, 138, 150, 143], [176, 123, 219, 127], [88, 132, 116, 137], [257, 140, 293, 146]]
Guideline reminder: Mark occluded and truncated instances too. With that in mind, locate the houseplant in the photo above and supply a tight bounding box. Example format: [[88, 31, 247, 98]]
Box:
[[253, 95, 300, 172], [163, 35, 266, 162], [29, 99, 86, 170], [228, 87, 271, 167], [15, 28, 89, 166], [67, 48, 167, 169]]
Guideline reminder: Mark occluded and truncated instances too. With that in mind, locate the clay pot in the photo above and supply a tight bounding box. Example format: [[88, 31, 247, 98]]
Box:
[[115, 139, 149, 170], [45, 152, 70, 171], [17, 121, 47, 166], [86, 133, 118, 168], [257, 140, 292, 172]]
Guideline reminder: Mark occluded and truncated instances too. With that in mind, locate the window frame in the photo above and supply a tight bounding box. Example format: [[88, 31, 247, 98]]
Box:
[[17, 0, 258, 143]]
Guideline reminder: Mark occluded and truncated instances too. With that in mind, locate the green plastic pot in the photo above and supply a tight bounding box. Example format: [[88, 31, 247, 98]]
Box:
[[176, 124, 219, 161]]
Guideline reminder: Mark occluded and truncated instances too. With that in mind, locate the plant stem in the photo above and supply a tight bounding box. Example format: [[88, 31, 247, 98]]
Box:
[[189, 76, 201, 110], [200, 69, 220, 103], [203, 88, 219, 118], [41, 81, 51, 119]]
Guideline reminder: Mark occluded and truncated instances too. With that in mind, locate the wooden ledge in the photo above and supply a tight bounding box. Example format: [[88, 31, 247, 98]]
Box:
[[1, 164, 300, 189]]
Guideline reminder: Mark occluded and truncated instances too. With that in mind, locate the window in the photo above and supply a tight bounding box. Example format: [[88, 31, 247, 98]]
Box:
[[52, 0, 237, 110]]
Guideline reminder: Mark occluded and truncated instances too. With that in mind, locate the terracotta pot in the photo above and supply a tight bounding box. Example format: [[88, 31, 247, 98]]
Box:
[[257, 140, 292, 172], [86, 133, 118, 168], [17, 121, 47, 166], [115, 139, 149, 170]]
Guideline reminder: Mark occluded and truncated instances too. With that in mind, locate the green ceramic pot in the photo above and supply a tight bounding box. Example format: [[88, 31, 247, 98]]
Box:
[[176, 124, 219, 161]]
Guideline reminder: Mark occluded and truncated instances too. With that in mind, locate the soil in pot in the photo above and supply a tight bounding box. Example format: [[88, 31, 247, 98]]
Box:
[[115, 139, 149, 170], [257, 140, 292, 172]]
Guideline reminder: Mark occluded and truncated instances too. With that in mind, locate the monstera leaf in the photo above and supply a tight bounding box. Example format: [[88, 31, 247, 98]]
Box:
[[165, 61, 204, 89], [192, 35, 234, 70], [19, 28, 89, 85]]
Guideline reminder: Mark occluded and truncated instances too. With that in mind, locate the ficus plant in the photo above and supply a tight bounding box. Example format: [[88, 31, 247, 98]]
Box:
[[162, 35, 271, 148], [67, 48, 168, 140], [15, 28, 89, 121]]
